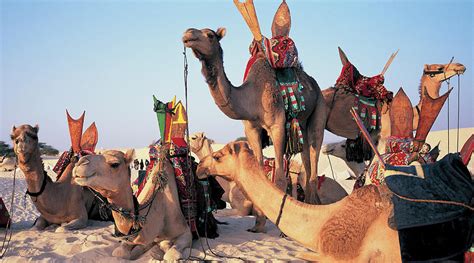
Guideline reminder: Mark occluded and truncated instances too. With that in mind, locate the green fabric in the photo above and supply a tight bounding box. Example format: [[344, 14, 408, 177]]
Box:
[[153, 95, 167, 141]]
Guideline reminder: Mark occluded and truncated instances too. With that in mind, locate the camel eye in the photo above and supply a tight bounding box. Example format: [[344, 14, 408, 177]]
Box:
[[207, 33, 215, 39], [110, 163, 120, 168], [438, 67, 444, 71]]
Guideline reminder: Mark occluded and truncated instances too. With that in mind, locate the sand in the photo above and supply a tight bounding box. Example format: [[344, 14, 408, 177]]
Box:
[[0, 127, 472, 261]]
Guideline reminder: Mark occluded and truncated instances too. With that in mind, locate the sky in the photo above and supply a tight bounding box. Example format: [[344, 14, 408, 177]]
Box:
[[1, 0, 473, 151]]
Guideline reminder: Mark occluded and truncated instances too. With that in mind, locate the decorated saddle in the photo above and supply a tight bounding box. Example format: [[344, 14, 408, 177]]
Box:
[[367, 88, 450, 185], [384, 153, 473, 261], [238, 0, 305, 155]]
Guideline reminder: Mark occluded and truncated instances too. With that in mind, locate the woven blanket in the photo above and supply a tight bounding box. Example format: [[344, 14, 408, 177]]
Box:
[[53, 149, 94, 180], [385, 153, 473, 261], [335, 62, 392, 101], [367, 137, 413, 185], [244, 36, 304, 155], [353, 94, 379, 131]]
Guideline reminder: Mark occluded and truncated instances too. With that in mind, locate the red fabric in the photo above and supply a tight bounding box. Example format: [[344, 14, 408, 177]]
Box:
[[0, 197, 10, 228], [317, 174, 326, 190], [335, 62, 392, 101]]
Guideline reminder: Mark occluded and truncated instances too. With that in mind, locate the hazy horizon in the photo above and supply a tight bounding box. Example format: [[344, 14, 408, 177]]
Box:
[[1, 0, 473, 151]]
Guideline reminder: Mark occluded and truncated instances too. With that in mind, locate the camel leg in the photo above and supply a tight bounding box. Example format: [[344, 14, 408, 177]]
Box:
[[150, 244, 165, 260], [243, 121, 263, 165], [305, 101, 326, 205], [301, 132, 312, 203], [32, 216, 49, 230], [163, 229, 193, 260], [56, 216, 88, 232], [247, 207, 267, 233], [269, 125, 287, 192]]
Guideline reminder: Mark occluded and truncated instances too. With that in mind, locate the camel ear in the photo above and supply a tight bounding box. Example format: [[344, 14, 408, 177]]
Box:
[[11, 126, 16, 134], [338, 47, 350, 66], [216, 27, 226, 41], [33, 124, 39, 134], [124, 149, 135, 165]]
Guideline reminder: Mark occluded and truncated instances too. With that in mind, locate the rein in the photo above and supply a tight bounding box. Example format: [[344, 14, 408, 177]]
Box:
[[25, 171, 48, 200]]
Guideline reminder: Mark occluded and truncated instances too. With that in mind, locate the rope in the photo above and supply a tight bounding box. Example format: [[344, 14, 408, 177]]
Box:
[[326, 155, 336, 181], [387, 186, 474, 211], [275, 193, 288, 227], [456, 74, 460, 152], [0, 161, 18, 258], [444, 57, 454, 153]]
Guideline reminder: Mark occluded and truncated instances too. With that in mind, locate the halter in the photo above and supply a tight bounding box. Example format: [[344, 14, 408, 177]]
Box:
[[25, 171, 48, 200], [89, 166, 168, 242]]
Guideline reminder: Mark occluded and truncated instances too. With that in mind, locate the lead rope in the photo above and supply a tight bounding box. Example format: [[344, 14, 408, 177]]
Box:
[[456, 74, 461, 152], [444, 57, 454, 153], [0, 160, 18, 258], [182, 46, 245, 262]]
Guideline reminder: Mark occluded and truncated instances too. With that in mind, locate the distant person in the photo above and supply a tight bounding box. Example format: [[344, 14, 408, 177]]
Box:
[[140, 159, 144, 170], [145, 159, 150, 167], [134, 159, 139, 170]]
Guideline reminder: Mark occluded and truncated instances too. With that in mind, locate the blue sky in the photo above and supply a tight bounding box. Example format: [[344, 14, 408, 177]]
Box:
[[1, 0, 473, 150]]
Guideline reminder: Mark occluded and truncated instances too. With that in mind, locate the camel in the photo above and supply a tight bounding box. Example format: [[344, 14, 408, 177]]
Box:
[[190, 132, 347, 232], [183, 2, 328, 208], [0, 156, 16, 171], [10, 124, 109, 231], [196, 142, 401, 262], [73, 149, 192, 260], [324, 48, 466, 142], [321, 140, 367, 179]]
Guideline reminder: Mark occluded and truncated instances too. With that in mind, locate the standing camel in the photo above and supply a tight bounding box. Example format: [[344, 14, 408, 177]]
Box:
[[323, 48, 466, 141], [183, 0, 327, 207], [10, 124, 110, 231]]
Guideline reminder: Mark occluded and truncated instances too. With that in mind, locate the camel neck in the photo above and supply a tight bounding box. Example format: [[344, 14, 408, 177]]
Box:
[[235, 159, 341, 251], [196, 140, 213, 160], [418, 75, 441, 108], [108, 186, 135, 234], [19, 150, 46, 194], [201, 54, 252, 120]]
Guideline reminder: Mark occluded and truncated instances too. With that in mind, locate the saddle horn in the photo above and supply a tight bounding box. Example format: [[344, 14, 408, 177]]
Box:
[[66, 110, 85, 154], [381, 49, 399, 76], [271, 0, 291, 37], [338, 47, 350, 66], [234, 0, 263, 41]]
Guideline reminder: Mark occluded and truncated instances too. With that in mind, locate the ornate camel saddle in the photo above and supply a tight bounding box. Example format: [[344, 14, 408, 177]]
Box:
[[384, 153, 473, 261]]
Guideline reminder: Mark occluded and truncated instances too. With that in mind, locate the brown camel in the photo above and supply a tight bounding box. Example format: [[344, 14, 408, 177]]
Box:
[[324, 48, 466, 141], [196, 142, 401, 262], [73, 149, 192, 260], [183, 1, 327, 210], [10, 125, 107, 231]]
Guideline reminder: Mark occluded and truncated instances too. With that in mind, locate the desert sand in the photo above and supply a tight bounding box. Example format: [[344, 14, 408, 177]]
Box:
[[0, 127, 472, 261]]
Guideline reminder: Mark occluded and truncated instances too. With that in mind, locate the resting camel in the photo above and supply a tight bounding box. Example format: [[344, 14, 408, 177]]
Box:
[[73, 149, 192, 260], [321, 140, 367, 179], [10, 124, 109, 231], [183, 0, 327, 208], [196, 142, 401, 262]]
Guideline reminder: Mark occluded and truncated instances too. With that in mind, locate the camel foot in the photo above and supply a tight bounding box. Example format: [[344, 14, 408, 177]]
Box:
[[56, 218, 88, 232], [246, 226, 266, 233], [150, 245, 165, 260], [112, 243, 133, 259], [31, 217, 48, 230]]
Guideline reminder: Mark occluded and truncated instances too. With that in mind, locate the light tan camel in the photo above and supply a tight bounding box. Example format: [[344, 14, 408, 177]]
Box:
[[0, 156, 16, 171], [10, 125, 106, 231], [183, 2, 327, 209], [190, 132, 347, 232], [196, 142, 401, 262], [73, 149, 192, 260], [321, 141, 367, 179]]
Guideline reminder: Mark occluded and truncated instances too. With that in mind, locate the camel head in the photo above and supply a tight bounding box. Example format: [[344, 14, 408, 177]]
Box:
[[73, 149, 134, 198], [421, 62, 466, 98], [182, 27, 226, 61], [196, 141, 255, 181], [189, 132, 206, 154], [321, 141, 346, 160], [11, 124, 40, 164]]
